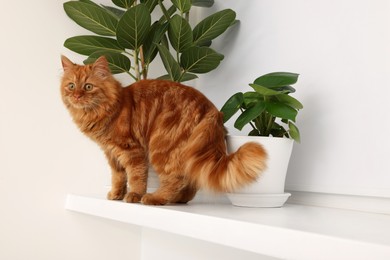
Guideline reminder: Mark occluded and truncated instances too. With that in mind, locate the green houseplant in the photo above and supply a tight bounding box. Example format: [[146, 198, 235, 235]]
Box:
[[63, 0, 236, 82], [221, 72, 302, 142], [220, 72, 303, 207]]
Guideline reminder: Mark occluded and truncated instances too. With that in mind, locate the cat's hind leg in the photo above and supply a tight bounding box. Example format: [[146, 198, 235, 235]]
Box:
[[141, 174, 189, 205]]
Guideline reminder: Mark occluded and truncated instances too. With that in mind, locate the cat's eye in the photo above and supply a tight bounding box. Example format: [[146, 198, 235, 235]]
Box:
[[68, 83, 75, 90], [84, 84, 94, 91]]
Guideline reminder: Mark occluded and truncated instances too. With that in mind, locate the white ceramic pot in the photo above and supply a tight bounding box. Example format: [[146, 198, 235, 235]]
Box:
[[226, 135, 294, 207]]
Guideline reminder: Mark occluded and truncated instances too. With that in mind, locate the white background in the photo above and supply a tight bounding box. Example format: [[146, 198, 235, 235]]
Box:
[[0, 0, 389, 259]]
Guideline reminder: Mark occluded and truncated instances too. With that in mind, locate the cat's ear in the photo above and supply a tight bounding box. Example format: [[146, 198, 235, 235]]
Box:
[[61, 55, 75, 71], [92, 56, 110, 78]]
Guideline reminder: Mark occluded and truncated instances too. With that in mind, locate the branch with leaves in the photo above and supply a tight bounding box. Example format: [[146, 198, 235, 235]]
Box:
[[63, 0, 236, 82]]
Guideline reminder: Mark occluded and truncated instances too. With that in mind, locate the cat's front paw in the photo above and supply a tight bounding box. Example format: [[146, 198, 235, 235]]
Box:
[[124, 192, 143, 203], [141, 193, 168, 205], [107, 189, 126, 200]]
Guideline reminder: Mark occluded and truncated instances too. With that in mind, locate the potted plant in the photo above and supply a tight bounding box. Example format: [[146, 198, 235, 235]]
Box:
[[220, 72, 303, 207]]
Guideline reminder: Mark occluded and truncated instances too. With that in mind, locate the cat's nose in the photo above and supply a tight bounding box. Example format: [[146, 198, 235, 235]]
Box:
[[73, 93, 83, 100]]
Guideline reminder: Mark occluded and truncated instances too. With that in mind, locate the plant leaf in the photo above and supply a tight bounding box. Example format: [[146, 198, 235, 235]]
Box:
[[243, 91, 262, 107], [168, 15, 193, 53], [63, 1, 118, 36], [220, 92, 244, 123], [265, 101, 297, 122], [191, 0, 214, 7], [84, 51, 131, 74], [276, 94, 303, 110], [288, 121, 301, 143], [64, 35, 123, 56], [193, 9, 236, 46], [249, 84, 281, 96], [180, 46, 224, 73], [254, 72, 299, 88], [156, 44, 181, 81], [102, 5, 125, 19], [143, 22, 169, 64], [171, 0, 191, 13], [234, 101, 266, 131], [112, 0, 135, 9], [116, 4, 151, 50]]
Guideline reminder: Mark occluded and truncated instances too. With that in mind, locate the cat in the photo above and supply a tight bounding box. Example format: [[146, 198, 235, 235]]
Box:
[[60, 55, 267, 205]]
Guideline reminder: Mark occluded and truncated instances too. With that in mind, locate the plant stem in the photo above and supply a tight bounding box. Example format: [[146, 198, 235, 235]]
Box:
[[139, 46, 147, 79], [158, 0, 170, 21], [134, 48, 140, 81], [265, 115, 275, 136]]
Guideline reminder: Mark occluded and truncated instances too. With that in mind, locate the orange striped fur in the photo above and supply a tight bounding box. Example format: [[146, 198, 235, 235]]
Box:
[[60, 56, 267, 205]]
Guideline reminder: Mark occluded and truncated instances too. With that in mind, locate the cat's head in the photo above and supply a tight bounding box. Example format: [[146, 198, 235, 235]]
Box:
[[60, 55, 121, 111]]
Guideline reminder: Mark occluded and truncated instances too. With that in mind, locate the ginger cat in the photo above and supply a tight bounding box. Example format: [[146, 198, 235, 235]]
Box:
[[60, 55, 267, 205]]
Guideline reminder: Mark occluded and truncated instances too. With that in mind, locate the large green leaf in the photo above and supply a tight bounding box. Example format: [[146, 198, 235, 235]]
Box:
[[265, 101, 297, 122], [102, 5, 125, 19], [243, 91, 262, 108], [112, 0, 135, 9], [158, 72, 198, 82], [249, 83, 281, 96], [84, 51, 131, 74], [191, 0, 214, 7], [220, 92, 244, 123], [254, 72, 299, 88], [156, 45, 181, 81], [288, 121, 301, 143], [234, 101, 266, 131], [171, 0, 191, 13], [116, 4, 151, 50], [64, 35, 123, 56], [63, 1, 118, 36], [276, 94, 303, 110], [180, 46, 224, 73], [168, 15, 193, 52], [143, 22, 169, 64], [193, 9, 236, 46]]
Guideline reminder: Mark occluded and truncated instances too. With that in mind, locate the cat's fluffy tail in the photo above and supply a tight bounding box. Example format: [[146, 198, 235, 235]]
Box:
[[184, 113, 267, 193]]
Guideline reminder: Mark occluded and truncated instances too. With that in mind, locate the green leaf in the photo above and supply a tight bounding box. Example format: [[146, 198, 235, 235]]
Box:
[[265, 101, 297, 122], [64, 35, 123, 56], [249, 84, 281, 96], [288, 121, 301, 143], [171, 0, 191, 13], [156, 44, 181, 81], [143, 22, 169, 64], [102, 5, 125, 19], [191, 0, 214, 7], [220, 92, 244, 123], [276, 94, 303, 110], [63, 1, 118, 36], [254, 72, 299, 88], [248, 129, 260, 136], [112, 0, 135, 9], [193, 9, 236, 46], [116, 4, 151, 50], [180, 46, 224, 73], [179, 73, 198, 82], [234, 101, 266, 131], [84, 52, 131, 74], [158, 73, 198, 82], [243, 91, 262, 107], [168, 15, 193, 53]]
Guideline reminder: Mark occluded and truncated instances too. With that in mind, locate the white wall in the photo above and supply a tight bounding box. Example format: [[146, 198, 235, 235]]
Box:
[[0, 1, 141, 259], [197, 0, 390, 198]]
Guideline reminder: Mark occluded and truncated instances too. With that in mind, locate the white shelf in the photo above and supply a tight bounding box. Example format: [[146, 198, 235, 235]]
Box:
[[66, 194, 390, 260]]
